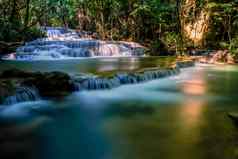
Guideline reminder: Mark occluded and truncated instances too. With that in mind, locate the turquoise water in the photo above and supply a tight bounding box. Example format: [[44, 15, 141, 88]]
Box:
[[1, 61, 238, 159], [0, 57, 175, 74]]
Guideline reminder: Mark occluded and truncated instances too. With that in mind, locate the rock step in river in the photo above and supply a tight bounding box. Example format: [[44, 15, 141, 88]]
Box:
[[0, 61, 194, 105]]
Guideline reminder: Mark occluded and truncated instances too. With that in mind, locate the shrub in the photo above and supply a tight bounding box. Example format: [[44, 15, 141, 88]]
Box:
[[23, 27, 45, 42], [149, 39, 169, 56], [229, 37, 238, 59]]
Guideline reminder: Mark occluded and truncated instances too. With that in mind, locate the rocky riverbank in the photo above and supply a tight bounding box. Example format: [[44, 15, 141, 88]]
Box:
[[0, 60, 194, 105], [198, 50, 238, 64]]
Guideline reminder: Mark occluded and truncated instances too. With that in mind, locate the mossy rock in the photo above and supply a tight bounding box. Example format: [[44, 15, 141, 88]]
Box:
[[22, 71, 74, 97], [228, 113, 238, 127]]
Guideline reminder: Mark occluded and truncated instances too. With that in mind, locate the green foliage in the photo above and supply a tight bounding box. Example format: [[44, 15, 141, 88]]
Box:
[[229, 37, 238, 56], [205, 0, 238, 49], [163, 32, 181, 50], [0, 0, 46, 43], [1, 0, 238, 55], [149, 40, 169, 56], [23, 27, 45, 41]]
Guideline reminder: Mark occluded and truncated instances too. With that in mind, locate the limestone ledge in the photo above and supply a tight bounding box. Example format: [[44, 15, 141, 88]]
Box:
[[0, 60, 194, 105]]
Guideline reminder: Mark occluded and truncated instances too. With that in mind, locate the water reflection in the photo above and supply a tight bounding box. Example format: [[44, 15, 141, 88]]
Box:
[[181, 99, 204, 127], [0, 57, 175, 74], [180, 67, 207, 125], [181, 67, 206, 96]]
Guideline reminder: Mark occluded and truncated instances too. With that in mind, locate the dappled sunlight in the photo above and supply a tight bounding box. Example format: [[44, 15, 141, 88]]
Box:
[[179, 66, 207, 129], [181, 80, 206, 95], [180, 71, 207, 96], [177, 68, 207, 145], [180, 98, 205, 128], [182, 0, 210, 44]]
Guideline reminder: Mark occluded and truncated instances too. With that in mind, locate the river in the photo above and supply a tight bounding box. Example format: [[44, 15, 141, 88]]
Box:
[[0, 58, 238, 159]]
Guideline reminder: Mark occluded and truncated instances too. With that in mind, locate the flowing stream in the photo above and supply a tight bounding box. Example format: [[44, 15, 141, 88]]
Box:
[[0, 59, 238, 159]]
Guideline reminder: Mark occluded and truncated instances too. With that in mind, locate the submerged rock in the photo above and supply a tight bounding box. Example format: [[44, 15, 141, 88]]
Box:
[[228, 113, 238, 127], [106, 105, 155, 117]]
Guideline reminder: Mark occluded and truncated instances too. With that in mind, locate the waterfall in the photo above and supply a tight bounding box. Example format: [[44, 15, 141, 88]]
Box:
[[2, 27, 145, 60], [72, 67, 181, 91], [4, 87, 40, 105]]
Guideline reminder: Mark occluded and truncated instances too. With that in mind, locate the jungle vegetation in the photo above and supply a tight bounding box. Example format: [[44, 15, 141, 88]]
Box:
[[0, 0, 238, 55]]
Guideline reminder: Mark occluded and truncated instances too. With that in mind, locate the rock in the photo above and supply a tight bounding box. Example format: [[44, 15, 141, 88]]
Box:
[[201, 50, 237, 64], [1, 69, 75, 99], [228, 113, 238, 126], [0, 60, 194, 103], [227, 53, 236, 64], [176, 61, 195, 68], [107, 105, 155, 117], [22, 71, 74, 97]]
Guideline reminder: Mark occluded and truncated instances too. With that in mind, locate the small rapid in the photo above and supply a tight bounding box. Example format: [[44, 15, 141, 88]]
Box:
[[3, 87, 40, 105]]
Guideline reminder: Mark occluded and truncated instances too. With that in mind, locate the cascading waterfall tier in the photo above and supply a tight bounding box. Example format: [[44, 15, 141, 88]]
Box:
[[73, 67, 181, 91], [3, 27, 146, 60], [0, 61, 194, 105], [73, 61, 194, 91], [3, 87, 40, 105], [73, 69, 178, 91]]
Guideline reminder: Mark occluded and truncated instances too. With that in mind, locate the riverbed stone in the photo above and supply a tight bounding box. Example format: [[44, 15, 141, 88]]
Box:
[[228, 113, 238, 127]]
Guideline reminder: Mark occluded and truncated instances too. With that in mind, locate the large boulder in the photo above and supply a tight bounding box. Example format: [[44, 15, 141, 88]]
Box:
[[200, 50, 237, 64], [22, 71, 74, 97], [0, 69, 75, 98], [228, 113, 238, 127]]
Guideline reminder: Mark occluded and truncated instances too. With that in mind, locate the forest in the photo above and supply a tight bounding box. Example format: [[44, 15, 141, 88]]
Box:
[[1, 0, 238, 56]]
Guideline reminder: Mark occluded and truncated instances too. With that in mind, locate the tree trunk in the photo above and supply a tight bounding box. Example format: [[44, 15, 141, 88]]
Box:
[[10, 0, 17, 22], [24, 0, 31, 27], [176, 0, 184, 55]]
